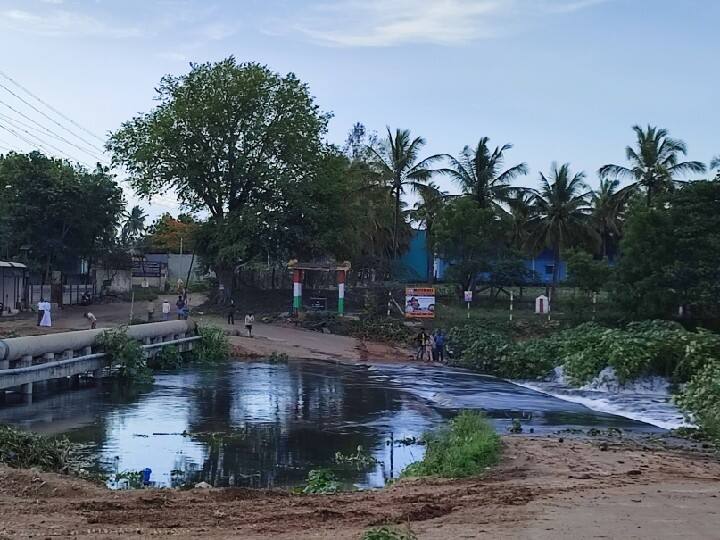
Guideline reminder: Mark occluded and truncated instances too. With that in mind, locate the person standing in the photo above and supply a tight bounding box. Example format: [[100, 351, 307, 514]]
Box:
[[162, 300, 171, 321], [434, 329, 446, 363], [39, 300, 52, 327], [244, 312, 254, 337], [84, 312, 97, 329], [147, 300, 155, 322], [415, 329, 428, 361], [426, 332, 436, 362], [36, 298, 45, 326], [176, 295, 185, 320], [227, 299, 235, 325]]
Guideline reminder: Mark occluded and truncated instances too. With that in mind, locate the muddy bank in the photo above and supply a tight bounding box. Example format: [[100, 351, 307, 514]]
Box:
[[1, 437, 718, 539]]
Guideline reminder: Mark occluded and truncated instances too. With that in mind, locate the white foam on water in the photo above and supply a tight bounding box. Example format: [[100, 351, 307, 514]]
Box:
[[515, 365, 692, 430]]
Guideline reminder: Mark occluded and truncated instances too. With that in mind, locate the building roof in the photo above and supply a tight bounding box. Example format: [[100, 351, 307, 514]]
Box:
[[0, 261, 27, 269]]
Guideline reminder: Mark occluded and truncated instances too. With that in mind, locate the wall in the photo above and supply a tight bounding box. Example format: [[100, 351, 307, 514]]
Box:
[[398, 229, 429, 282], [94, 267, 132, 294], [167, 254, 203, 281]]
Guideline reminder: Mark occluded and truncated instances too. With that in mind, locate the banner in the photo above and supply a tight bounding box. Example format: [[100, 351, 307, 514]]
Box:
[[405, 287, 436, 318]]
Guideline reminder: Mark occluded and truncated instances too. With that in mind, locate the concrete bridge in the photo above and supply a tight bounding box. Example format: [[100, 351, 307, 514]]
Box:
[[0, 320, 199, 398]]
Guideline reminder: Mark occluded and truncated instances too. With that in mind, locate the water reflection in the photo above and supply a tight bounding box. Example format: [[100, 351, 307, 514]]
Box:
[[0, 360, 661, 489]]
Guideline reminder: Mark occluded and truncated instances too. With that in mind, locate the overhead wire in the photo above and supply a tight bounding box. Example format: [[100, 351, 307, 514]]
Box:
[[0, 70, 105, 144], [0, 120, 82, 162]]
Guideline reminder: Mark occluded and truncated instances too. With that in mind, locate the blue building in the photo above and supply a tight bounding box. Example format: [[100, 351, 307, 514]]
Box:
[[401, 229, 568, 285]]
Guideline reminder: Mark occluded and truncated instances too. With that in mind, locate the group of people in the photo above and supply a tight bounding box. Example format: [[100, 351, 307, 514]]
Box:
[[227, 299, 255, 337], [36, 298, 52, 327], [415, 328, 446, 363]]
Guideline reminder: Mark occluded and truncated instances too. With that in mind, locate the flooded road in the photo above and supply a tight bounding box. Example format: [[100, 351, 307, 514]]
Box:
[[0, 359, 664, 489]]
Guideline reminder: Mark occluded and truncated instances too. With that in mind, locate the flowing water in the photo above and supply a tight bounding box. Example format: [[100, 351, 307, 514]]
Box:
[[0, 359, 676, 489]]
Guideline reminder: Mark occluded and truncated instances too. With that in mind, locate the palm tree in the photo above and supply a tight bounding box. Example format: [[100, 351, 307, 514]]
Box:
[[590, 178, 633, 258], [529, 163, 593, 288], [437, 138, 528, 210], [121, 205, 147, 245], [505, 189, 536, 251], [599, 125, 706, 205], [368, 128, 440, 260], [711, 156, 720, 180], [409, 182, 447, 282]]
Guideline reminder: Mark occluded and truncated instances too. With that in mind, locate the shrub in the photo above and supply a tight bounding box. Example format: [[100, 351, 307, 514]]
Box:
[[675, 360, 720, 444], [302, 468, 341, 494], [0, 425, 76, 472], [401, 411, 501, 478], [193, 325, 230, 363], [97, 328, 152, 383], [148, 344, 183, 370], [361, 526, 417, 540]]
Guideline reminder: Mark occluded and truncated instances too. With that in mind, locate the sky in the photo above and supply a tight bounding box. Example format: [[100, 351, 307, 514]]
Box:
[[0, 0, 717, 218]]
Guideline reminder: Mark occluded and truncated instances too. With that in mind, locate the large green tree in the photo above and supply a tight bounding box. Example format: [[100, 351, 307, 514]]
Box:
[[711, 156, 720, 180], [0, 151, 124, 278], [107, 58, 331, 292], [613, 181, 720, 319], [590, 178, 633, 258], [599, 125, 706, 205], [529, 163, 594, 288], [121, 205, 147, 247], [437, 138, 527, 211], [368, 128, 439, 261], [409, 182, 446, 283]]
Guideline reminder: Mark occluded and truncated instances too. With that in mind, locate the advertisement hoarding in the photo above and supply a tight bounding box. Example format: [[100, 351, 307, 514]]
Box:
[[405, 287, 436, 319]]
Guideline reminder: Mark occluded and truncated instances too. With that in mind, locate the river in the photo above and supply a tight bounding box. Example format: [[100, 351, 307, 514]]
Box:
[[0, 359, 677, 489]]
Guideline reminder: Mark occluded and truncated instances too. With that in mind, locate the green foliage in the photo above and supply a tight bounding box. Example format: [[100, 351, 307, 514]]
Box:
[[97, 328, 152, 383], [613, 181, 720, 319], [267, 352, 289, 364], [566, 249, 612, 293], [334, 446, 379, 469], [0, 425, 76, 472], [193, 326, 230, 364], [148, 345, 183, 370], [401, 411, 500, 478], [302, 468, 341, 494], [361, 526, 417, 540], [0, 151, 125, 274]]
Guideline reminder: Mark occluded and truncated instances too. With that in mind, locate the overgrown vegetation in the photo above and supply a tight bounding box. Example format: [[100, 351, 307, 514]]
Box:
[[401, 411, 501, 478], [192, 325, 230, 364], [360, 526, 417, 540], [301, 468, 341, 494], [0, 424, 77, 472], [97, 327, 152, 383]]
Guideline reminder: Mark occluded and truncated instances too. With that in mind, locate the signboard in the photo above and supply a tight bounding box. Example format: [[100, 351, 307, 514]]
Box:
[[405, 287, 436, 319], [463, 290, 473, 303]]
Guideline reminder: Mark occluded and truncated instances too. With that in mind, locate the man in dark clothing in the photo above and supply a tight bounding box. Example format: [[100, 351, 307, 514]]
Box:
[[416, 329, 428, 361], [434, 330, 446, 363], [227, 299, 235, 325]]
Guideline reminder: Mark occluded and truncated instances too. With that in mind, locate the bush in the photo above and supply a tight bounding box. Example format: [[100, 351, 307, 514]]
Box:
[[148, 344, 183, 370], [361, 526, 417, 540], [401, 411, 500, 478], [675, 358, 720, 444], [0, 425, 76, 472], [302, 468, 341, 494], [97, 328, 152, 383], [192, 325, 230, 363]]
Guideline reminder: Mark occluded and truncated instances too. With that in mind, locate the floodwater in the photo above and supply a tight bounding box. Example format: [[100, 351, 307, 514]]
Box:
[[0, 360, 664, 489]]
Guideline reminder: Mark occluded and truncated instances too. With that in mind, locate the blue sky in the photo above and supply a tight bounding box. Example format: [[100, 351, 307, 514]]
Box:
[[0, 0, 717, 215]]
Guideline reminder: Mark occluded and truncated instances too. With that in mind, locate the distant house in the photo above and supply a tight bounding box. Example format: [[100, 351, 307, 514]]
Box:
[[0, 261, 28, 315], [400, 229, 569, 285]]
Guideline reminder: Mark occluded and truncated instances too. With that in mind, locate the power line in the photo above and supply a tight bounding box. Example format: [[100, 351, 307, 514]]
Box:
[[0, 70, 105, 145], [0, 105, 107, 163], [0, 80, 105, 154], [0, 121, 51, 154], [0, 120, 81, 162]]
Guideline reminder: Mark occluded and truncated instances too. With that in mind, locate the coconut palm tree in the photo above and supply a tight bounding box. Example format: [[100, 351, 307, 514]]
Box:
[[409, 182, 447, 282], [121, 205, 147, 246], [505, 189, 536, 251], [599, 125, 706, 205], [711, 156, 720, 180], [590, 178, 633, 258], [437, 138, 528, 211], [529, 163, 594, 288], [368, 128, 440, 260]]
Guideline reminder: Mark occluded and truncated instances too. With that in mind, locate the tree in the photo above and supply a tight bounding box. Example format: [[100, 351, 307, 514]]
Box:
[[0, 151, 124, 279], [528, 163, 594, 289], [144, 213, 198, 253], [566, 248, 611, 293], [437, 138, 527, 210], [711, 156, 720, 180], [409, 182, 446, 283], [433, 197, 505, 292], [590, 178, 633, 258], [121, 205, 147, 246], [599, 125, 706, 205], [613, 181, 720, 319], [368, 128, 439, 261], [505, 189, 536, 251], [107, 57, 330, 293]]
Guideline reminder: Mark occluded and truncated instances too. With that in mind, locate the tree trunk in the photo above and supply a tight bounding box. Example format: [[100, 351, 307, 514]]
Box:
[[552, 245, 561, 292], [426, 224, 434, 284], [393, 185, 401, 261]]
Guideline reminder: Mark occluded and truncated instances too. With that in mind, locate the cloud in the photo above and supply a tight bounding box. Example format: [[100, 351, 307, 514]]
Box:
[[197, 22, 237, 41], [0, 8, 140, 38], [288, 0, 610, 47]]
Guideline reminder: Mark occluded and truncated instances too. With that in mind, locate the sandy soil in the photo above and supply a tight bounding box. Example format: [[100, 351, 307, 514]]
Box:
[[0, 437, 718, 539]]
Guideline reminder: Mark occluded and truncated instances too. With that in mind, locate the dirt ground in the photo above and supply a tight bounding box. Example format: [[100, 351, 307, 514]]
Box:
[[0, 436, 718, 539]]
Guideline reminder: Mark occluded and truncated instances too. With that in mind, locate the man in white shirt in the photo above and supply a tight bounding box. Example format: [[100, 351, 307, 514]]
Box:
[[244, 313, 254, 337], [162, 300, 171, 321]]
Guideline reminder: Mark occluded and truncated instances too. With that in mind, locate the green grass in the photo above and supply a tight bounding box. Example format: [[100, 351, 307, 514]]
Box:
[[0, 424, 76, 472], [401, 411, 501, 478], [361, 526, 417, 540]]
